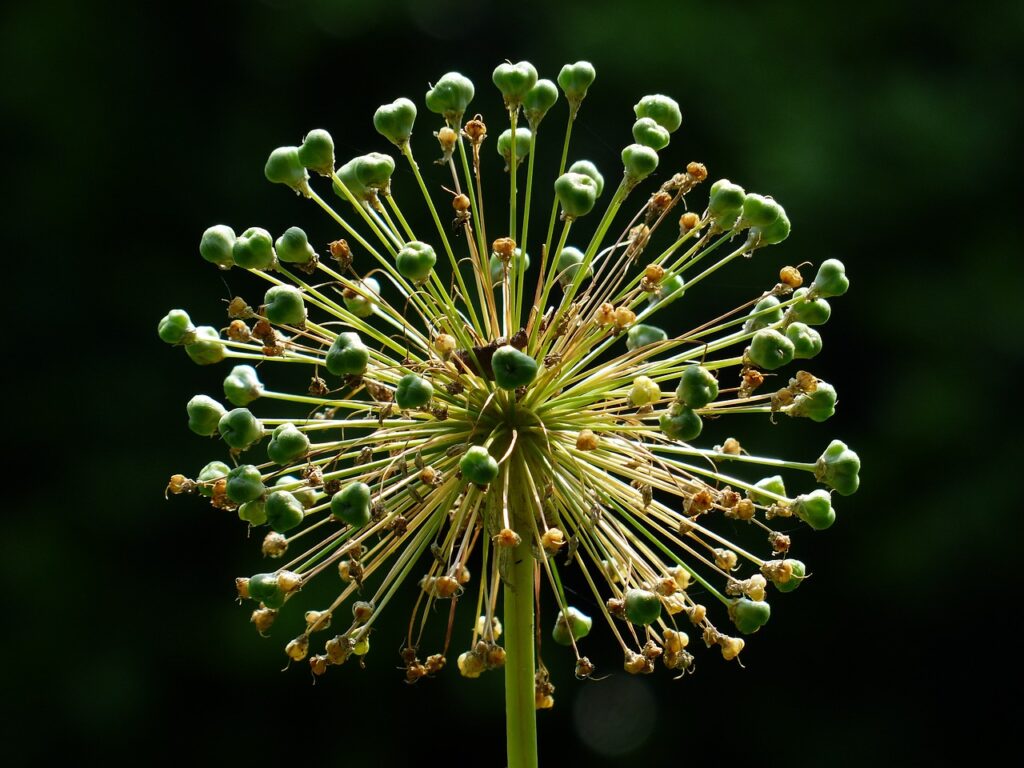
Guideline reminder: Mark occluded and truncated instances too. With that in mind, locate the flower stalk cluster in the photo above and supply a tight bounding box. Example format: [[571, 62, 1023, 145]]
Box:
[[161, 59, 860, 768]]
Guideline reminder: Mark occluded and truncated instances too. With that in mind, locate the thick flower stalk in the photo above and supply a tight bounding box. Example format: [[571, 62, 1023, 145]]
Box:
[[162, 60, 860, 768]]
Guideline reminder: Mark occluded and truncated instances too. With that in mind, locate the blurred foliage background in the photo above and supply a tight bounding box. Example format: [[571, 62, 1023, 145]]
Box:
[[3, 0, 1021, 763]]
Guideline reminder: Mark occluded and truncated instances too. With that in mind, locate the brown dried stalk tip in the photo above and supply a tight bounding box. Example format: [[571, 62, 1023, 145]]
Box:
[[463, 116, 487, 143], [165, 474, 195, 496], [262, 532, 288, 559], [251, 607, 277, 634], [452, 194, 471, 212], [494, 527, 522, 548], [492, 237, 516, 260], [227, 319, 252, 342], [595, 302, 616, 326], [436, 126, 458, 154], [541, 527, 565, 554], [576, 429, 599, 451], [686, 161, 708, 182], [780, 265, 803, 288]]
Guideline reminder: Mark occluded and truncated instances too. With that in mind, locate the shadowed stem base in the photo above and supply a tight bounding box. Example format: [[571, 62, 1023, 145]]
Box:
[[504, 538, 537, 768]]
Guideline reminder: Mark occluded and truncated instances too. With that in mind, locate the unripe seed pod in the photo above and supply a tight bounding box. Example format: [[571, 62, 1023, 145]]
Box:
[[740, 193, 783, 229], [552, 607, 593, 646], [492, 61, 538, 107], [395, 240, 437, 284], [748, 329, 796, 370], [342, 277, 379, 318], [634, 94, 682, 133], [557, 61, 596, 109], [629, 375, 661, 407], [325, 332, 369, 377], [331, 482, 372, 527], [567, 160, 604, 197], [491, 345, 538, 390], [790, 288, 831, 326], [264, 146, 308, 193], [626, 323, 667, 350], [792, 489, 836, 530], [374, 97, 417, 146], [524, 78, 558, 126], [811, 258, 849, 298], [185, 326, 225, 366], [750, 209, 791, 245], [267, 423, 310, 465], [675, 365, 719, 408], [395, 373, 433, 409], [275, 226, 316, 266], [744, 295, 784, 332], [197, 461, 230, 497], [624, 588, 662, 626], [632, 117, 671, 150], [226, 464, 265, 504], [555, 172, 599, 218], [554, 246, 591, 287], [815, 439, 861, 496], [785, 382, 838, 422], [425, 72, 475, 124], [248, 572, 285, 609], [298, 128, 335, 176], [786, 322, 823, 359], [265, 490, 305, 533], [218, 408, 264, 451], [660, 404, 702, 441], [158, 309, 194, 344], [232, 227, 276, 270], [460, 446, 499, 485], [750, 475, 787, 505], [621, 143, 659, 182], [708, 179, 746, 230], [199, 225, 236, 268], [496, 127, 532, 170], [223, 365, 264, 407], [187, 395, 227, 436]]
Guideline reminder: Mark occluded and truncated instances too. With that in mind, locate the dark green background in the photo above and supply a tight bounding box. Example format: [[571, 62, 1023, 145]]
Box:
[[4, 0, 1020, 763]]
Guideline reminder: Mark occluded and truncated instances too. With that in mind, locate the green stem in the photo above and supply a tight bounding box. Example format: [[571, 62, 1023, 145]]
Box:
[[504, 536, 537, 768]]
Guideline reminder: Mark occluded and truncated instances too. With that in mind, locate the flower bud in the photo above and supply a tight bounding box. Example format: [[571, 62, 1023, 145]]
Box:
[[815, 439, 861, 496], [660, 404, 702, 441], [396, 373, 433, 409], [274, 226, 316, 266], [218, 407, 264, 451], [265, 490, 304, 533], [197, 461, 230, 497], [199, 225, 236, 268], [460, 446, 499, 486], [342, 277, 380, 318], [492, 60, 538, 107], [744, 295, 784, 332], [621, 144, 659, 183], [567, 160, 604, 197], [158, 309, 194, 344], [326, 332, 369, 377], [276, 475, 317, 508], [396, 240, 437, 284], [789, 288, 831, 326], [552, 607, 593, 645], [785, 382, 838, 422], [333, 158, 368, 201], [425, 72, 475, 124], [491, 345, 538, 390], [632, 117, 670, 150], [187, 395, 227, 436], [675, 365, 719, 408], [554, 172, 599, 218], [786, 322, 823, 359], [297, 128, 334, 176], [496, 127, 532, 170], [374, 97, 417, 146], [729, 598, 771, 634], [232, 227, 276, 270], [747, 329, 796, 370], [185, 326, 225, 366], [629, 375, 661, 407], [264, 146, 309, 193], [626, 323, 668, 350], [624, 588, 662, 626], [223, 364, 264, 407], [524, 79, 558, 126], [331, 482, 372, 527], [811, 258, 849, 298], [792, 489, 836, 530], [267, 423, 310, 465], [634, 94, 682, 133]]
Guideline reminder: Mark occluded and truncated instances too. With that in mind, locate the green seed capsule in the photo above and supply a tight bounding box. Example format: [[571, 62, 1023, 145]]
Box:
[[490, 249, 530, 283], [343, 278, 379, 318], [786, 383, 837, 422], [460, 445, 499, 485], [267, 423, 310, 465], [634, 94, 682, 133], [675, 365, 719, 408], [790, 288, 831, 326], [660, 404, 702, 441], [554, 172, 599, 218], [274, 475, 318, 508], [815, 439, 861, 496], [786, 322, 823, 359], [218, 407, 264, 451], [374, 97, 418, 146], [248, 573, 285, 608], [552, 607, 593, 646], [568, 160, 604, 197], [199, 225, 236, 268], [747, 329, 795, 370], [750, 475, 787, 505], [264, 285, 306, 326], [325, 332, 369, 377], [223, 365, 264, 407], [750, 209, 790, 245], [158, 309, 194, 344], [395, 373, 433, 409], [744, 295, 784, 332], [185, 326, 225, 366], [649, 274, 685, 307], [496, 127, 532, 170], [708, 179, 746, 230], [354, 152, 396, 192], [232, 227, 276, 270], [524, 79, 558, 126], [491, 345, 538, 389], [772, 559, 806, 593], [331, 482, 372, 527], [334, 158, 368, 202], [264, 146, 308, 193], [626, 324, 668, 351], [740, 194, 783, 229], [274, 226, 316, 266], [187, 395, 227, 436], [729, 598, 771, 635], [557, 61, 596, 108], [237, 499, 267, 526], [265, 490, 305, 533], [297, 128, 335, 176], [197, 460, 230, 497], [396, 240, 437, 283], [792, 489, 835, 530], [226, 464, 266, 504], [554, 246, 591, 288], [811, 258, 849, 298], [492, 60, 538, 106], [425, 72, 475, 124], [624, 588, 662, 625], [621, 143, 659, 183], [632, 117, 671, 150]]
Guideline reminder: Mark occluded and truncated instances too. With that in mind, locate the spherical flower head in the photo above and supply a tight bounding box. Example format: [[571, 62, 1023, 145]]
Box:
[[163, 61, 861, 763]]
